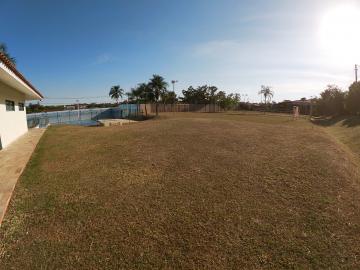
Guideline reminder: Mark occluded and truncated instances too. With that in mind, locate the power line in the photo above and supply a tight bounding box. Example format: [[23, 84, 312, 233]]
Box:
[[44, 96, 109, 100]]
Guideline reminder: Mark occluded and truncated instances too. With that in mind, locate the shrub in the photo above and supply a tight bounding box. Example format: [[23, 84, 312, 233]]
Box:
[[345, 82, 360, 115]]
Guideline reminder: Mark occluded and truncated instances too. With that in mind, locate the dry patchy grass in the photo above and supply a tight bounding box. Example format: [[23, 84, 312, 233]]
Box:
[[313, 115, 360, 161], [1, 113, 360, 269]]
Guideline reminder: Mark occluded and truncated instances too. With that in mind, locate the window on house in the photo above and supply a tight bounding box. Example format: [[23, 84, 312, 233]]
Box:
[[5, 100, 15, 111], [18, 102, 25, 111]]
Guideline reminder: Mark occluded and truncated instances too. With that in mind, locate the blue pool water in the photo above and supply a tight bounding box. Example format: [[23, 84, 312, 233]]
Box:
[[27, 106, 141, 128]]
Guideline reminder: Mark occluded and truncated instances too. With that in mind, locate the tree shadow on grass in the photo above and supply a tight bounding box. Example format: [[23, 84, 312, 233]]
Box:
[[341, 116, 360, 127], [311, 115, 360, 128]]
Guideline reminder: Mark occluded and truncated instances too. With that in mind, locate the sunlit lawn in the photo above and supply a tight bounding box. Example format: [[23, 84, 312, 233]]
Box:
[[1, 112, 360, 269]]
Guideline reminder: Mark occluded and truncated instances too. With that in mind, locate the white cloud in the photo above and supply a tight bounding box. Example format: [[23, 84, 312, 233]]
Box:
[[94, 53, 113, 64]]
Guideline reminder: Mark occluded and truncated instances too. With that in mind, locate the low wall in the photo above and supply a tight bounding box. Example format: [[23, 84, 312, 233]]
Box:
[[146, 103, 223, 113]]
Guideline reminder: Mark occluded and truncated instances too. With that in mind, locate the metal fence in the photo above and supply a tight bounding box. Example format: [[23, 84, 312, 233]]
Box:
[[27, 106, 141, 128], [119, 104, 141, 116]]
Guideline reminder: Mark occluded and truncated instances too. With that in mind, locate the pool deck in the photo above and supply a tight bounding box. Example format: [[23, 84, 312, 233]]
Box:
[[98, 119, 137, 127], [0, 128, 45, 226]]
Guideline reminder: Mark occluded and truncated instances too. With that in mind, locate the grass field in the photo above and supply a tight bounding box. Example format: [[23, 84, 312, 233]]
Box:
[[313, 116, 360, 160], [1, 112, 360, 269]]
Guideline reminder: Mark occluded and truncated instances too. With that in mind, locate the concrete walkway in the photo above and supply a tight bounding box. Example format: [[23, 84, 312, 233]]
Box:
[[0, 128, 45, 225]]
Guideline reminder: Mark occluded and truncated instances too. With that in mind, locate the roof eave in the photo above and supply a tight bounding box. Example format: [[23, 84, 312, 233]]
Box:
[[0, 52, 43, 99], [0, 62, 43, 100]]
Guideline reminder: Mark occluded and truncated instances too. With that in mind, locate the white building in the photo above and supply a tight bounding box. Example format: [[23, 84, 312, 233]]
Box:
[[0, 52, 43, 149]]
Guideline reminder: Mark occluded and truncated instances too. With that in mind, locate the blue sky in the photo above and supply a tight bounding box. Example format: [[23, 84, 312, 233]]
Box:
[[2, 0, 360, 104]]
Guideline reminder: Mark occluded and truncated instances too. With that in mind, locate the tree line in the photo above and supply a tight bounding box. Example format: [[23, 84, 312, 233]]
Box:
[[109, 75, 243, 115], [181, 85, 241, 109], [109, 74, 171, 116], [315, 82, 360, 116]]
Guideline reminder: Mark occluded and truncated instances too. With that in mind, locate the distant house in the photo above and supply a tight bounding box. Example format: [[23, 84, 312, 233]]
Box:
[[274, 99, 312, 115], [0, 53, 43, 149]]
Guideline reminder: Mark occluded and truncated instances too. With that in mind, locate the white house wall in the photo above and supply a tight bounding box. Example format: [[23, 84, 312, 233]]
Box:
[[0, 80, 28, 148]]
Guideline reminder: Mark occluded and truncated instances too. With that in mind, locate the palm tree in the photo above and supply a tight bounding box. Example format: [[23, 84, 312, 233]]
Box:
[[258, 85, 274, 105], [148, 75, 168, 116], [134, 83, 153, 117], [109, 85, 124, 104], [0, 43, 16, 66]]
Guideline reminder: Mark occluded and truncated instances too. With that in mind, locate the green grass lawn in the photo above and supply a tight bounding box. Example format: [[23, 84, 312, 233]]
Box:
[[1, 112, 360, 269]]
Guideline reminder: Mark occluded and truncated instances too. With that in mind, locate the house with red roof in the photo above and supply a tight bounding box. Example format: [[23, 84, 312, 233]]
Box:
[[0, 53, 43, 149]]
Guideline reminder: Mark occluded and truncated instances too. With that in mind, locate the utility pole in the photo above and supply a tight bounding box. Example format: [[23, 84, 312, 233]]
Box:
[[171, 80, 178, 92], [355, 64, 358, 82]]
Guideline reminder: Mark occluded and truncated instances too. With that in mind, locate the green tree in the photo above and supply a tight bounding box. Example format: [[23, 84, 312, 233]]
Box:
[[0, 43, 16, 65], [206, 86, 218, 104], [161, 90, 177, 104], [148, 75, 168, 116], [182, 86, 206, 104], [345, 82, 360, 115], [317, 85, 346, 116], [181, 85, 218, 104], [109, 85, 124, 104], [217, 92, 240, 110], [181, 85, 240, 110]]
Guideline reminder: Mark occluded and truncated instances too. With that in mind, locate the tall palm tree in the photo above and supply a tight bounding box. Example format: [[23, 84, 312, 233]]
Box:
[[109, 85, 124, 104], [148, 75, 168, 116], [258, 85, 274, 105], [0, 43, 16, 66]]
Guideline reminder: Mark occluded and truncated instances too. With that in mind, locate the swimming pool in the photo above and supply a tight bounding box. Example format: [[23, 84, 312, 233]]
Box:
[[26, 106, 141, 128]]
